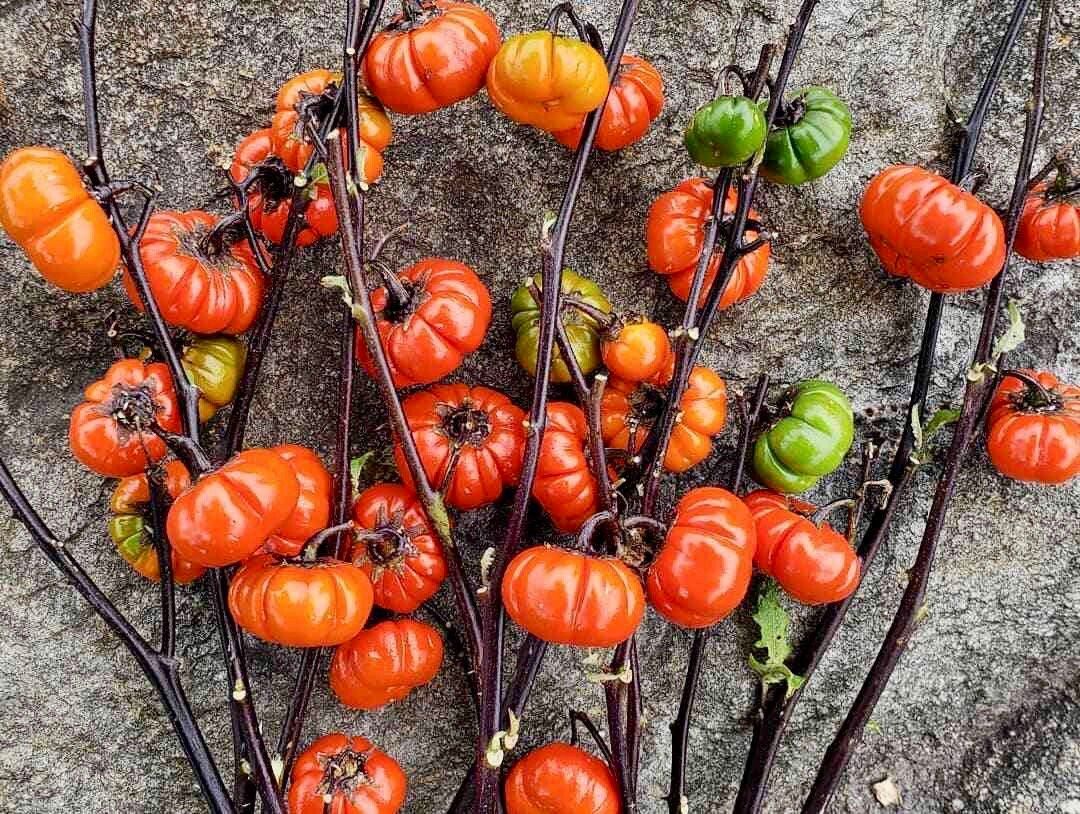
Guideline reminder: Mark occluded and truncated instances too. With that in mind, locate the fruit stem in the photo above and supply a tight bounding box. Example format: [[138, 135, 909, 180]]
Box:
[[800, 1, 1050, 809]]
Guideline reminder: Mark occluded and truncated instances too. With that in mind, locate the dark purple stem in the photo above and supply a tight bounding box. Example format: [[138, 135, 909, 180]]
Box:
[[666, 374, 769, 813], [0, 458, 236, 813], [801, 1, 1048, 807], [472, 3, 642, 810]]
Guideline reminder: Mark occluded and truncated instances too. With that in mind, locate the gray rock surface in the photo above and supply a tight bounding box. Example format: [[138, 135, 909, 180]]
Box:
[[0, 0, 1077, 811]]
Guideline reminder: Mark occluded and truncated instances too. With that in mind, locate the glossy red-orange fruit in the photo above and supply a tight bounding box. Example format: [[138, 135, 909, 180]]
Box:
[[355, 257, 492, 387], [108, 459, 205, 584], [504, 742, 620, 814], [229, 128, 337, 248], [646, 177, 770, 309], [502, 546, 644, 647], [167, 448, 300, 568], [743, 490, 860, 605], [365, 0, 502, 114], [532, 403, 599, 533], [860, 164, 1006, 293], [1013, 185, 1080, 262], [270, 70, 392, 181], [351, 483, 447, 613], [601, 367, 728, 473], [395, 384, 526, 510], [330, 619, 444, 709], [124, 210, 265, 335], [647, 487, 756, 627], [553, 54, 664, 152], [263, 445, 333, 557], [288, 733, 407, 814], [229, 554, 373, 647], [0, 146, 120, 292], [601, 319, 671, 383], [68, 359, 182, 477], [986, 370, 1080, 485]]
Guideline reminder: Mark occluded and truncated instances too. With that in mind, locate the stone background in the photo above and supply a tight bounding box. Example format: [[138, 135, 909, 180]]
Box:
[[0, 0, 1077, 811]]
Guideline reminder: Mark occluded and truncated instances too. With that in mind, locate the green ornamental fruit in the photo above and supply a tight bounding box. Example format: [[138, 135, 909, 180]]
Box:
[[684, 95, 767, 168], [510, 268, 612, 384], [753, 379, 854, 493], [181, 335, 247, 422], [760, 87, 851, 185]]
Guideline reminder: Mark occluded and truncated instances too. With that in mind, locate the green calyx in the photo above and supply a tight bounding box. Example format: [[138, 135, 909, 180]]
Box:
[[509, 268, 612, 384], [753, 379, 854, 493], [760, 87, 851, 186], [684, 95, 767, 168]]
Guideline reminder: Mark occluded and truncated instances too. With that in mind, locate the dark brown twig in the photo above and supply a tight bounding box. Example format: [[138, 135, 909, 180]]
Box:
[[801, 1, 1049, 807]]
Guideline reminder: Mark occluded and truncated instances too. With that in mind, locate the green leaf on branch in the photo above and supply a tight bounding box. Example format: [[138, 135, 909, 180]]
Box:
[[968, 299, 1027, 382], [992, 299, 1026, 360], [909, 406, 961, 466], [349, 451, 375, 494], [748, 581, 804, 699]]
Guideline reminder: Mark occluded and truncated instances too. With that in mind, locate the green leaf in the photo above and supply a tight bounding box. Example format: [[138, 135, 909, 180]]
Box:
[[747, 582, 805, 699], [909, 407, 960, 466], [991, 299, 1026, 361], [922, 408, 960, 442], [306, 163, 330, 198], [349, 451, 375, 494]]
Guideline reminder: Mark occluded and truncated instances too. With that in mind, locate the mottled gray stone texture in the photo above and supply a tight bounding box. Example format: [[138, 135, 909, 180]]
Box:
[[0, 0, 1077, 811]]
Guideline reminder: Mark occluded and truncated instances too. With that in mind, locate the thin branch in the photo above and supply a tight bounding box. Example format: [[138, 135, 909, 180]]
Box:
[[0, 457, 236, 813], [801, 1, 1048, 809], [666, 374, 769, 813], [473, 3, 643, 810], [147, 469, 176, 659], [325, 131, 482, 671]]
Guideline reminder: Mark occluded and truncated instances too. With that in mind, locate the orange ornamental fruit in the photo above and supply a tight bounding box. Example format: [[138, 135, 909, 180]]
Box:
[[395, 384, 526, 510], [270, 69, 392, 183], [532, 402, 599, 534], [487, 30, 610, 132], [646, 177, 769, 309], [986, 370, 1080, 485], [502, 546, 644, 647], [601, 367, 728, 473], [504, 742, 620, 814], [124, 210, 265, 335], [329, 618, 444, 709], [355, 257, 492, 388], [167, 448, 300, 568], [743, 490, 861, 605], [351, 483, 447, 613], [365, 0, 502, 115], [107, 460, 205, 584], [263, 445, 333, 558], [1013, 184, 1080, 262], [288, 733, 407, 814], [553, 54, 664, 152], [860, 164, 1006, 293], [0, 146, 120, 292], [68, 358, 182, 478], [228, 554, 373, 647], [646, 487, 756, 627]]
